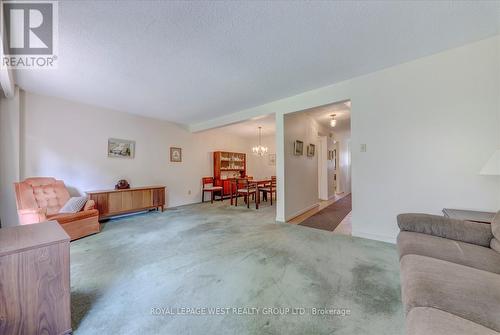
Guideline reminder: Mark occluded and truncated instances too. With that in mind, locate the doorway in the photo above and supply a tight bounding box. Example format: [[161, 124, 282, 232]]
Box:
[[285, 100, 352, 234]]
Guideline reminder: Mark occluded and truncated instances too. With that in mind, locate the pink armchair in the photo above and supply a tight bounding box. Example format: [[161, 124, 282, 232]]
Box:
[[14, 177, 100, 240]]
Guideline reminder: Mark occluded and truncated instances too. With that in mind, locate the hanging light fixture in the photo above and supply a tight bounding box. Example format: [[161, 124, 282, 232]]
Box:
[[330, 114, 337, 127], [252, 126, 268, 156]]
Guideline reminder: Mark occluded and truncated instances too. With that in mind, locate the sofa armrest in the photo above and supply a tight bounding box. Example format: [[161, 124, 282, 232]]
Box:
[[18, 208, 47, 224], [83, 199, 95, 211], [397, 213, 493, 247]]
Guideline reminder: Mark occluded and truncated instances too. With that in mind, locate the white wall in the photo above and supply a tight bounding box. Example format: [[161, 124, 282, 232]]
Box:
[[190, 35, 500, 242], [19, 91, 269, 210], [293, 36, 500, 242], [284, 112, 321, 220], [333, 125, 352, 195], [0, 88, 21, 227], [337, 140, 351, 194]]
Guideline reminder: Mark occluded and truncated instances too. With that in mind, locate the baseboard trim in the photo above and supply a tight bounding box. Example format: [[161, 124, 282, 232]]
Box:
[[285, 203, 320, 222], [352, 231, 396, 244]]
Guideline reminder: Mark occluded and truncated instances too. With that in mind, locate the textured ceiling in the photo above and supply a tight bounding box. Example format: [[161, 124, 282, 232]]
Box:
[[210, 114, 276, 139], [13, 1, 500, 126]]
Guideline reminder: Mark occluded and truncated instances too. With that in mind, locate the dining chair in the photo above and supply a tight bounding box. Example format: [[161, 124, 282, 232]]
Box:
[[202, 177, 223, 203], [259, 176, 277, 205], [232, 178, 259, 209]]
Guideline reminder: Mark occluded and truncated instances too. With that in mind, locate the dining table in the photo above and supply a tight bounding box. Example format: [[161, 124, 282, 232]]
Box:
[[229, 178, 273, 207]]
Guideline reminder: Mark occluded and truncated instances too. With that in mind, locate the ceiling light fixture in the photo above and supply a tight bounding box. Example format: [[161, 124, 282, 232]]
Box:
[[252, 126, 268, 156], [330, 114, 337, 128]]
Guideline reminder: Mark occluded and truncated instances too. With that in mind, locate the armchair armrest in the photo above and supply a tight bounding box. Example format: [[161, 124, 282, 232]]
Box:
[[17, 208, 47, 224], [397, 213, 493, 247], [83, 199, 95, 211]]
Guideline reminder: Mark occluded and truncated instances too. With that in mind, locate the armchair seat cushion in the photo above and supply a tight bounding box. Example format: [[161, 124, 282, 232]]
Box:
[[397, 231, 500, 274], [237, 188, 256, 193], [47, 209, 99, 224], [407, 307, 499, 335], [400, 254, 500, 332]]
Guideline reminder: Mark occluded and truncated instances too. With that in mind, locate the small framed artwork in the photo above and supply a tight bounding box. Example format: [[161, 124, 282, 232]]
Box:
[[108, 138, 135, 159], [268, 153, 276, 166], [307, 144, 315, 157], [170, 147, 182, 162], [294, 140, 304, 156]]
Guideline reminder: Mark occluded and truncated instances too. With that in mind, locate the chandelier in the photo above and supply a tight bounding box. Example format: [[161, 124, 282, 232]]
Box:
[[252, 126, 268, 156]]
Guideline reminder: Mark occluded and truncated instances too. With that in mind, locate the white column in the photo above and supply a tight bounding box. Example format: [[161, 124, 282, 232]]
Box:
[[0, 87, 21, 226], [275, 112, 285, 222]]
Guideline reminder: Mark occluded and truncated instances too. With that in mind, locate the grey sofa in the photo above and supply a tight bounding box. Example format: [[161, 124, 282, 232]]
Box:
[[396, 212, 500, 335]]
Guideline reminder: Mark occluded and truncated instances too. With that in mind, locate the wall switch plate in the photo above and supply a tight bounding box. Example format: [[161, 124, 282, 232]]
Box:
[[188, 190, 191, 195], [360, 144, 367, 152]]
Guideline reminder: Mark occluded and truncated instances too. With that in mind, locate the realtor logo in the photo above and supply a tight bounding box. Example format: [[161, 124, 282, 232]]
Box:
[[1, 1, 58, 68]]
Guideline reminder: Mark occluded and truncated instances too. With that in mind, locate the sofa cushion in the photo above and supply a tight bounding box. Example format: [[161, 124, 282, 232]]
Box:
[[47, 209, 99, 224], [407, 307, 499, 335], [491, 211, 500, 253], [59, 196, 87, 213], [400, 254, 500, 332], [397, 213, 493, 247], [397, 231, 500, 274]]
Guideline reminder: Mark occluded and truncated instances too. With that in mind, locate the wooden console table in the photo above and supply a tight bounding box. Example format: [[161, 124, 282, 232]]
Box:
[[87, 186, 165, 219], [0, 221, 71, 335]]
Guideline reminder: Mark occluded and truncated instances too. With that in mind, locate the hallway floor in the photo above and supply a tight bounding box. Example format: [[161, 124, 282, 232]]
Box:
[[288, 193, 352, 236]]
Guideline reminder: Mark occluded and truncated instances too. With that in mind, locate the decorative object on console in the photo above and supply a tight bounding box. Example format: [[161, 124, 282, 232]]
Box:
[[115, 179, 130, 189], [14, 177, 100, 241], [252, 126, 268, 156], [87, 186, 166, 219], [268, 153, 276, 166], [108, 138, 135, 158], [294, 140, 303, 156], [170, 147, 182, 162], [307, 144, 315, 157]]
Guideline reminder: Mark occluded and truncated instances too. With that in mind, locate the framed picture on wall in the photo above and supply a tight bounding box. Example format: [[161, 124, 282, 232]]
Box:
[[307, 144, 315, 157], [294, 140, 303, 156], [170, 147, 182, 162], [268, 153, 276, 166], [108, 138, 135, 159]]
